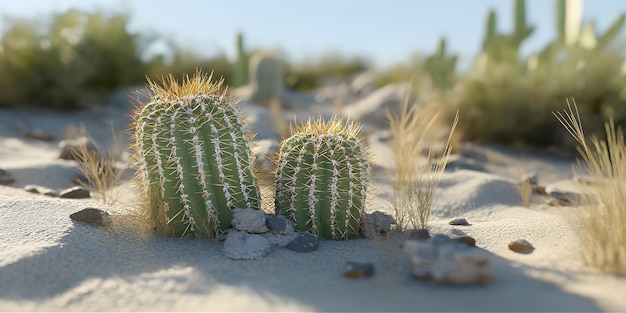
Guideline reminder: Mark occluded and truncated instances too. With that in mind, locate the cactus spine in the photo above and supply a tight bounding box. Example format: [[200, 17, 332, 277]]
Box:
[[274, 116, 370, 240], [133, 72, 260, 238], [249, 51, 284, 105]]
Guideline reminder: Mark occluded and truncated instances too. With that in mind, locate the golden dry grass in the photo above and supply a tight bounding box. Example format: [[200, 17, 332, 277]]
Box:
[[385, 95, 458, 231], [554, 99, 626, 274], [74, 124, 123, 206], [517, 170, 533, 208]]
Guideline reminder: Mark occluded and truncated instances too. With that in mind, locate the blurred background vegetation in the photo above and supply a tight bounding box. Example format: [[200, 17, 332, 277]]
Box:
[[0, 0, 624, 150]]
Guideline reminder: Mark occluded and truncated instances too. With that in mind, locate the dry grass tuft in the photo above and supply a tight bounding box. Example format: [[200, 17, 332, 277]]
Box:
[[517, 170, 533, 208], [74, 124, 124, 206], [554, 99, 626, 274], [385, 95, 458, 231]]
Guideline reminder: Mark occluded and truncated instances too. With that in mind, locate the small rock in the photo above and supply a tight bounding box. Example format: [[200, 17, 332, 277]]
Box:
[[407, 229, 431, 241], [455, 236, 476, 247], [448, 218, 470, 226], [222, 230, 272, 260], [59, 186, 90, 199], [70, 208, 112, 226], [404, 235, 490, 284], [532, 185, 546, 195], [22, 130, 54, 141], [285, 232, 319, 253], [265, 214, 294, 235], [0, 169, 15, 185], [58, 137, 101, 162], [508, 239, 534, 254], [362, 211, 395, 237], [521, 172, 538, 186], [344, 261, 375, 278], [24, 185, 58, 197], [231, 208, 269, 233]]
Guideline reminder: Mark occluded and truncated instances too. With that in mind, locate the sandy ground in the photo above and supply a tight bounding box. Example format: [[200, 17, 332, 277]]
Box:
[[1, 96, 625, 312]]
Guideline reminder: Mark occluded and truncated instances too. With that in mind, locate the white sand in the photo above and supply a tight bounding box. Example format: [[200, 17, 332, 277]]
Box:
[[1, 103, 626, 312]]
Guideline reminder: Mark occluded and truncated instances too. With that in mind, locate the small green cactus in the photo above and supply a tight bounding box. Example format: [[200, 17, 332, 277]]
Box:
[[132, 71, 260, 238], [274, 116, 370, 240], [249, 51, 284, 105], [425, 37, 457, 91]]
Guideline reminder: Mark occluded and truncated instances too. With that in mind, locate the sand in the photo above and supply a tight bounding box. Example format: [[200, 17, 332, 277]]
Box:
[[1, 98, 626, 312]]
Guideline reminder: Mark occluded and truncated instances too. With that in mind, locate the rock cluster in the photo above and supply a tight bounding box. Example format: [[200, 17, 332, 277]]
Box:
[[403, 234, 491, 284], [222, 208, 317, 260]]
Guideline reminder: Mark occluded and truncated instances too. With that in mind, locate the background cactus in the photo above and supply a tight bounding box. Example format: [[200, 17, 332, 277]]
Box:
[[249, 51, 284, 105], [425, 37, 457, 91], [274, 116, 370, 240], [132, 72, 260, 238], [232, 32, 249, 87]]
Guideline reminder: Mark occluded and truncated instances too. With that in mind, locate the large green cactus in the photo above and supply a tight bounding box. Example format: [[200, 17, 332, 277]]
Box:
[[274, 116, 370, 240], [133, 72, 260, 238], [249, 51, 284, 105]]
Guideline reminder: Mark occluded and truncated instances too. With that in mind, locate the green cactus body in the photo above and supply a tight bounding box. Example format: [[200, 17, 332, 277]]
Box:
[[134, 73, 260, 238], [274, 117, 369, 240], [233, 32, 248, 87], [249, 51, 284, 105]]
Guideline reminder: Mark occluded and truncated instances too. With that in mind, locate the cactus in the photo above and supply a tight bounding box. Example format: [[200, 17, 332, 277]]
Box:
[[512, 0, 534, 48], [274, 116, 370, 240], [249, 51, 284, 105], [480, 0, 533, 66], [132, 71, 260, 238], [425, 37, 458, 91], [232, 32, 248, 87]]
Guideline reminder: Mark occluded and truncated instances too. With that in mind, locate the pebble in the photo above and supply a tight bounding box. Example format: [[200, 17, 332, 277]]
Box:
[[285, 232, 319, 253], [265, 214, 294, 235], [24, 184, 58, 197], [59, 186, 90, 199], [361, 211, 395, 237], [231, 208, 269, 233], [70, 208, 112, 226], [21, 130, 54, 141], [222, 230, 272, 260], [448, 218, 470, 226], [0, 169, 15, 185], [508, 239, 534, 254], [455, 236, 476, 247], [343, 261, 375, 278], [407, 229, 431, 241], [58, 137, 101, 162]]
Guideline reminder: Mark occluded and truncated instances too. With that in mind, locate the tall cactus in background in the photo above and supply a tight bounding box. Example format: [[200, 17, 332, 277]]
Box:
[[480, 0, 533, 66], [274, 116, 370, 240], [249, 51, 284, 105], [132, 71, 260, 238], [556, 0, 624, 50], [425, 37, 457, 91], [232, 32, 248, 87]]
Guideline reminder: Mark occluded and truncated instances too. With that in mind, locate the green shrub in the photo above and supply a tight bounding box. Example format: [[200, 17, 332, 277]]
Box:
[[0, 9, 149, 110]]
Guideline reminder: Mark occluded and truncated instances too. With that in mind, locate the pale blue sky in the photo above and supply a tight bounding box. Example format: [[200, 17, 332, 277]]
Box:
[[0, 0, 624, 70]]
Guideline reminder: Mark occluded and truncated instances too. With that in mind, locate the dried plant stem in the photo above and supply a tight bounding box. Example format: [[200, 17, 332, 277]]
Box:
[[554, 99, 626, 274], [386, 94, 458, 231]]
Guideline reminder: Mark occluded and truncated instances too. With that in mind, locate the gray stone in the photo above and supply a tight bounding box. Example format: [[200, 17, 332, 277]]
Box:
[[455, 236, 477, 247], [265, 214, 294, 235], [58, 137, 102, 162], [344, 261, 375, 278], [362, 211, 395, 237], [70, 208, 112, 226], [545, 181, 583, 206], [22, 130, 54, 141], [285, 232, 319, 253], [24, 184, 57, 197], [231, 208, 269, 233], [403, 235, 490, 284], [407, 229, 431, 241], [448, 218, 470, 226], [222, 230, 272, 260], [0, 169, 15, 185], [59, 186, 90, 199]]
